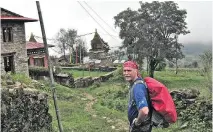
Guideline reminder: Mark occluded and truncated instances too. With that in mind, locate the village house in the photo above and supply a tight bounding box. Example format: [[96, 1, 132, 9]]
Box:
[[26, 33, 54, 68], [1, 7, 37, 75]]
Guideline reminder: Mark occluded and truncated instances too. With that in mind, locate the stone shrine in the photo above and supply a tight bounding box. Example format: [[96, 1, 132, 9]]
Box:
[[88, 29, 112, 66]]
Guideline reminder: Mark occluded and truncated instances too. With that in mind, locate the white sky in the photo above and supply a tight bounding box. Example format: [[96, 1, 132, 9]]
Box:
[[0, 1, 212, 56]]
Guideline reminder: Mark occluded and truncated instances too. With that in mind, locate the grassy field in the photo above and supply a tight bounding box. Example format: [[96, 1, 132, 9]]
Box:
[[62, 69, 108, 78], [41, 68, 211, 132]]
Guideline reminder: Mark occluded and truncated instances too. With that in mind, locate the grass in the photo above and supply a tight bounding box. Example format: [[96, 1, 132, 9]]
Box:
[[62, 69, 108, 78], [40, 68, 211, 132]]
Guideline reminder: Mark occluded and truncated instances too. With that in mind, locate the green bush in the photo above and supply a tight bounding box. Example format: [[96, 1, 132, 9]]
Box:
[[11, 73, 32, 85], [29, 66, 49, 77], [177, 98, 212, 131], [110, 67, 124, 82]]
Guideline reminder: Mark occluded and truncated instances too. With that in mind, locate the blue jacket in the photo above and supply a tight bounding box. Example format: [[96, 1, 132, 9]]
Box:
[[128, 77, 149, 125]]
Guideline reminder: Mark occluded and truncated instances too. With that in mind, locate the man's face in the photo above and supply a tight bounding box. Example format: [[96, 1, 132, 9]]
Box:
[[123, 67, 138, 82]]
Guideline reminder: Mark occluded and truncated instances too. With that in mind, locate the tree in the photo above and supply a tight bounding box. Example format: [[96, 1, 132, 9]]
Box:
[[55, 28, 77, 62], [199, 50, 212, 91], [114, 1, 190, 77], [72, 38, 88, 64]]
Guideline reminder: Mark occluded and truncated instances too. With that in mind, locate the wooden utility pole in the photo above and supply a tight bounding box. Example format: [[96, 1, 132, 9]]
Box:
[[76, 44, 78, 64], [36, 1, 63, 132], [79, 44, 82, 64], [175, 34, 178, 74]]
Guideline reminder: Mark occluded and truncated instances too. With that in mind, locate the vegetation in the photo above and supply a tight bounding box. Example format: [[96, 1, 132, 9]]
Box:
[[61, 69, 108, 78], [32, 67, 211, 132], [55, 28, 88, 63], [114, 1, 190, 77]]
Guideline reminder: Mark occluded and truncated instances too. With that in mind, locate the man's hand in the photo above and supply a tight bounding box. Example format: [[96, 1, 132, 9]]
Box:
[[130, 118, 142, 132], [133, 118, 141, 126]]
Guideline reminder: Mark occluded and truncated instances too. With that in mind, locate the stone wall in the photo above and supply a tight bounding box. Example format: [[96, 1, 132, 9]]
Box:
[[1, 79, 52, 132], [170, 89, 212, 129], [54, 72, 114, 88], [1, 21, 29, 75], [88, 50, 113, 67]]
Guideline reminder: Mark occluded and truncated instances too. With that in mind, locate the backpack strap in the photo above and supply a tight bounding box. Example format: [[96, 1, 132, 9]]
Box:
[[131, 80, 149, 103], [130, 79, 153, 125]]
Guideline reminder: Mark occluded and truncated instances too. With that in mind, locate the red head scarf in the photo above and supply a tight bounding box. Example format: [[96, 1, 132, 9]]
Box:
[[123, 61, 141, 78]]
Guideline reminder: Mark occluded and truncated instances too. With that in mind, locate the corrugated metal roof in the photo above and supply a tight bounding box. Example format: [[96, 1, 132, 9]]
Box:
[[26, 42, 54, 49], [1, 16, 38, 22]]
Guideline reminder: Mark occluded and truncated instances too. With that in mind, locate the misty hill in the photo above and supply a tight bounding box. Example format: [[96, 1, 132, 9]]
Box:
[[182, 43, 212, 56]]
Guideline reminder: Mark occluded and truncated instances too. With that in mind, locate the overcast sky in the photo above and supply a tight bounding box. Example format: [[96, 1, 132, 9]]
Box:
[[1, 1, 212, 55]]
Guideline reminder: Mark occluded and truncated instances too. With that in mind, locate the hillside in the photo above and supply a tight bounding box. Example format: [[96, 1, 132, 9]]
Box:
[[43, 69, 211, 132], [182, 43, 212, 56]]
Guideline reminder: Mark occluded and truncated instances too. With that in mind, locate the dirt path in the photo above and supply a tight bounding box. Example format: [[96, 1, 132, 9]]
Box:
[[83, 92, 97, 115], [83, 92, 129, 131]]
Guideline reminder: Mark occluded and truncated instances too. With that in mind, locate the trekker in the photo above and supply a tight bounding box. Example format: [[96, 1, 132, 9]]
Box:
[[123, 60, 152, 132]]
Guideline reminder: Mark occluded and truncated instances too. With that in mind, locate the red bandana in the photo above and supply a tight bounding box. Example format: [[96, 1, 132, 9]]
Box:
[[123, 61, 138, 69], [123, 61, 141, 77]]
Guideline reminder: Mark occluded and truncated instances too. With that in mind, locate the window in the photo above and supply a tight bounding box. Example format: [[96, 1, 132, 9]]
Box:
[[2, 27, 13, 42], [3, 55, 15, 73], [34, 58, 44, 67]]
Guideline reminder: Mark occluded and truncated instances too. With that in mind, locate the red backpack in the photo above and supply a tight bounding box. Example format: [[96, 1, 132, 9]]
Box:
[[134, 77, 177, 127]]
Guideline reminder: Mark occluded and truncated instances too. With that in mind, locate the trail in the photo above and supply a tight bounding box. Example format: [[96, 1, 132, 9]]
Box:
[[83, 92, 129, 131]]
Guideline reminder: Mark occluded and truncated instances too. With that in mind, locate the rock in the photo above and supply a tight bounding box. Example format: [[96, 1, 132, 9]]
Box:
[[81, 98, 87, 101], [92, 115, 97, 118], [22, 83, 27, 88], [180, 122, 189, 129], [111, 126, 115, 129], [107, 119, 113, 123], [15, 81, 22, 87], [6, 80, 14, 85]]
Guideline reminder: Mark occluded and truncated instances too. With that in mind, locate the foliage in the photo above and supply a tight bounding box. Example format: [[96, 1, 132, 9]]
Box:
[[155, 59, 167, 71], [29, 66, 49, 77], [114, 1, 190, 77], [199, 50, 212, 91], [71, 38, 88, 64], [10, 73, 32, 85], [37, 68, 211, 132], [110, 67, 125, 82], [109, 50, 125, 61], [55, 28, 77, 62], [61, 69, 108, 78], [177, 97, 212, 132]]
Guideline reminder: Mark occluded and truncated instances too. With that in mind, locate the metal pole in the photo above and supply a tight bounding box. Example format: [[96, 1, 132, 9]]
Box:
[[36, 1, 63, 132]]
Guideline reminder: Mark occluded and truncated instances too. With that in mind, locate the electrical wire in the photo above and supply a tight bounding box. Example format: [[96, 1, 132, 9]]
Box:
[[77, 1, 120, 43], [83, 1, 118, 34]]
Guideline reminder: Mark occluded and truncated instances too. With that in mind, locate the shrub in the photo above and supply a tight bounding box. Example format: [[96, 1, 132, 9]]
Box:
[[110, 67, 124, 82], [178, 97, 212, 131], [29, 66, 49, 77], [11, 73, 32, 85]]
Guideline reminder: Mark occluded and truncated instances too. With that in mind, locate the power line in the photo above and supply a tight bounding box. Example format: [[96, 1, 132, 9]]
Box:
[[98, 32, 120, 38], [77, 1, 120, 43], [29, 32, 95, 42], [83, 1, 118, 34]]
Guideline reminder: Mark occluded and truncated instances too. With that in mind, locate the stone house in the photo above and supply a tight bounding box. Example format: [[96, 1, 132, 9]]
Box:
[[1, 7, 37, 75]]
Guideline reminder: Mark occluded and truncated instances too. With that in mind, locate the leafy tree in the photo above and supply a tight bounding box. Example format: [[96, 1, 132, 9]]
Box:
[[72, 38, 88, 64], [199, 50, 212, 91], [110, 50, 125, 61], [55, 28, 77, 62], [114, 1, 190, 77]]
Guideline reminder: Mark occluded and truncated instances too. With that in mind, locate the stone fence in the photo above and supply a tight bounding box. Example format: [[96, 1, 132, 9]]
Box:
[[1, 79, 52, 132], [170, 89, 212, 129], [55, 72, 114, 88]]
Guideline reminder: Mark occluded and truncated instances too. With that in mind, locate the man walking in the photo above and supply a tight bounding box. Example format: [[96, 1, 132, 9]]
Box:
[[123, 60, 152, 132]]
